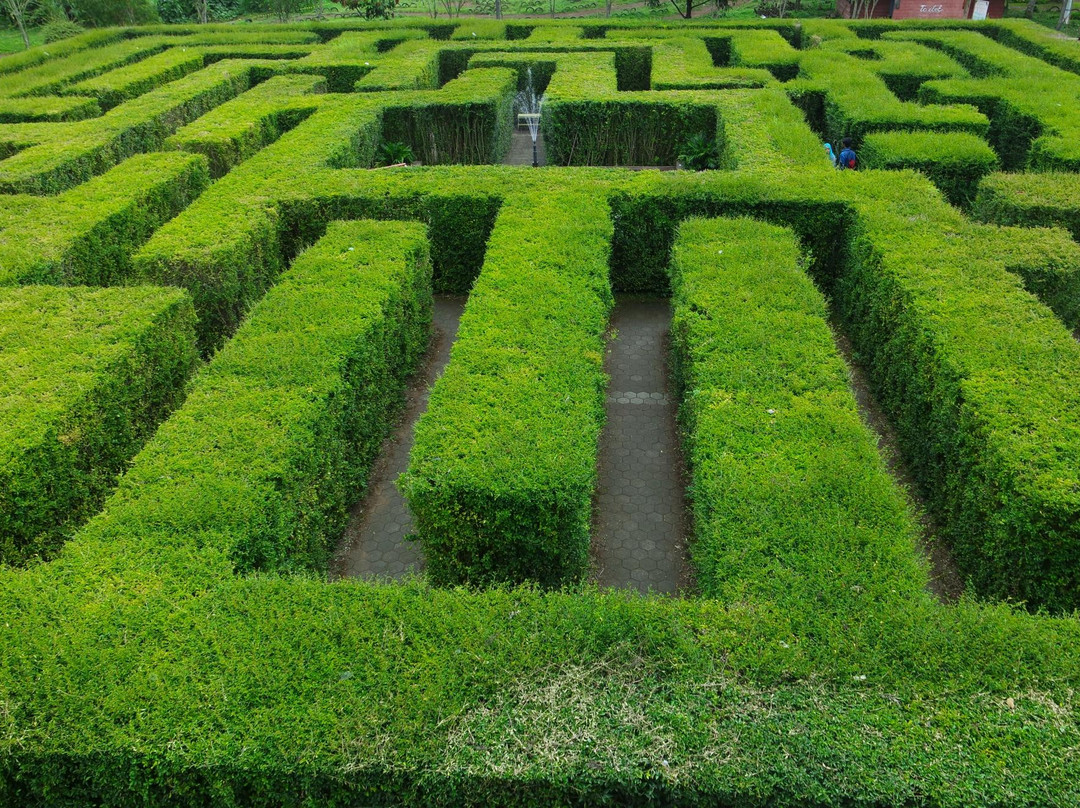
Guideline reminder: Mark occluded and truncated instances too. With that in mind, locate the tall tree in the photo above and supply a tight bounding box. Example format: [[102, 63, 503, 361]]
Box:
[[647, 0, 727, 19], [1024, 0, 1037, 17], [2, 0, 37, 48], [1059, 0, 1073, 29]]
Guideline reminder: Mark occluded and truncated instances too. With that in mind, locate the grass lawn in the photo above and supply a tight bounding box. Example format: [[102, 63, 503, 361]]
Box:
[[0, 26, 45, 55], [1005, 6, 1080, 37]]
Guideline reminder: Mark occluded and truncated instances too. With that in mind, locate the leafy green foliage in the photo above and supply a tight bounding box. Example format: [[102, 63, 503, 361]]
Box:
[[4, 20, 1080, 806], [79, 220, 431, 573], [377, 139, 414, 164], [676, 131, 718, 170], [401, 190, 612, 588], [340, 0, 400, 18], [0, 285, 198, 564], [0, 151, 210, 285], [41, 17, 84, 43], [861, 130, 998, 208], [886, 29, 1080, 170], [839, 171, 1080, 612], [975, 170, 1080, 241]]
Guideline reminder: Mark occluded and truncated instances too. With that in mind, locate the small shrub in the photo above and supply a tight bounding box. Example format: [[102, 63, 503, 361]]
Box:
[[41, 19, 86, 44], [377, 140, 415, 165], [677, 132, 719, 170]]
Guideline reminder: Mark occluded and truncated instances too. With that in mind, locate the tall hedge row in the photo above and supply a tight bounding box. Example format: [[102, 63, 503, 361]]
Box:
[[861, 130, 998, 208], [166, 74, 326, 178], [400, 190, 612, 588], [78, 220, 431, 573], [839, 172, 1080, 612], [974, 170, 1080, 242], [670, 217, 927, 606], [0, 58, 264, 195], [0, 151, 210, 287], [381, 67, 516, 165], [0, 285, 198, 565]]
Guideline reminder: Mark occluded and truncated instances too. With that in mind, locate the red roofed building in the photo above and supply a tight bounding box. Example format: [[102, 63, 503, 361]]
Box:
[[835, 0, 1005, 19]]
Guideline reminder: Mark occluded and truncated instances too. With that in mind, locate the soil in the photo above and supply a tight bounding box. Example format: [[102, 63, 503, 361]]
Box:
[[828, 313, 965, 603]]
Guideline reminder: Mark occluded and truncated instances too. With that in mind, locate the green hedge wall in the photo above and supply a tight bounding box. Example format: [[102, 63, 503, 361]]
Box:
[[839, 172, 1080, 612], [401, 190, 612, 588], [5, 24, 1080, 802], [0, 285, 197, 565], [0, 152, 210, 287], [381, 67, 516, 165], [78, 220, 431, 574], [670, 216, 927, 608], [790, 49, 989, 146], [61, 46, 208, 110], [0, 96, 102, 123], [889, 30, 1080, 171], [861, 130, 998, 208], [167, 74, 325, 179], [0, 58, 263, 195], [0, 36, 169, 98], [974, 170, 1080, 242], [132, 99, 382, 353], [545, 96, 716, 166], [608, 183, 848, 294]]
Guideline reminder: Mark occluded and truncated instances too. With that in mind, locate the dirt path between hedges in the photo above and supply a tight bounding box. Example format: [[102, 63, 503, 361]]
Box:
[[829, 317, 964, 603], [591, 299, 694, 596], [332, 296, 465, 581]]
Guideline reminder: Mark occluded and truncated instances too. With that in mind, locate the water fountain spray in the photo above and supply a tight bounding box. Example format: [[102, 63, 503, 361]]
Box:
[[514, 67, 544, 168]]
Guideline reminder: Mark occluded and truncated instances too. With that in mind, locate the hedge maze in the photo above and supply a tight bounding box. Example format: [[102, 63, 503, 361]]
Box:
[[3, 16, 1080, 805]]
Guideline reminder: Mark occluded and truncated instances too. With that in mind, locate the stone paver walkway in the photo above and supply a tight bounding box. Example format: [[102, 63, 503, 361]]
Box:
[[592, 299, 690, 595], [333, 296, 465, 581], [505, 129, 546, 166]]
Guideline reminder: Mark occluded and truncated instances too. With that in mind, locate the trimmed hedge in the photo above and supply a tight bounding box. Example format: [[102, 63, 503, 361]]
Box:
[[0, 151, 209, 286], [670, 216, 927, 605], [715, 86, 825, 171], [132, 97, 382, 352], [974, 170, 1080, 242], [839, 170, 1080, 612], [651, 37, 771, 91], [0, 27, 121, 76], [353, 37, 442, 91], [543, 52, 717, 165], [61, 46, 208, 110], [0, 95, 101, 123], [6, 23, 1080, 804], [992, 18, 1080, 77], [0, 36, 169, 98], [167, 74, 325, 178], [78, 220, 431, 573], [0, 58, 265, 195], [790, 49, 989, 145], [0, 285, 197, 565], [818, 36, 969, 101], [381, 67, 516, 165], [728, 28, 801, 81], [861, 130, 998, 208], [889, 30, 1080, 171], [400, 190, 612, 588], [283, 31, 407, 92]]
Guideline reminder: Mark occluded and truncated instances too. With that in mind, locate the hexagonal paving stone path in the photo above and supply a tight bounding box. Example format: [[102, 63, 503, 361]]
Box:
[[591, 299, 690, 595], [333, 296, 465, 581]]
